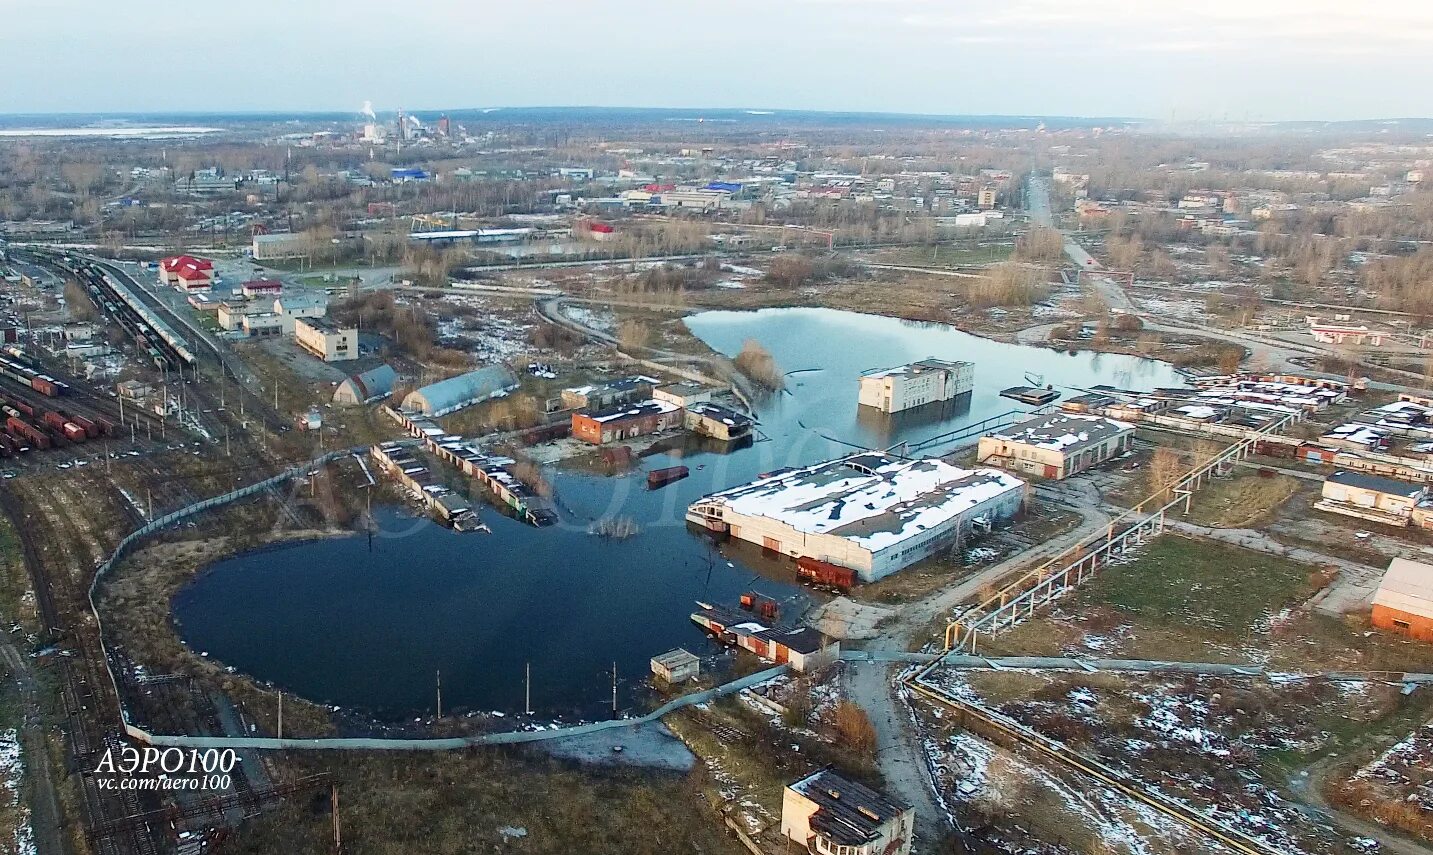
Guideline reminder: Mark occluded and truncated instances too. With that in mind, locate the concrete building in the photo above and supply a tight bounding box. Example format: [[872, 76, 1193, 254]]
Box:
[[560, 375, 658, 411], [1316, 471, 1428, 526], [688, 453, 1026, 583], [333, 364, 398, 405], [571, 399, 684, 445], [781, 769, 913, 855], [684, 401, 753, 442], [978, 412, 1135, 480], [858, 359, 974, 414], [650, 648, 700, 683], [157, 255, 215, 291], [294, 317, 357, 362], [1372, 558, 1433, 642], [251, 232, 309, 260], [274, 293, 329, 332], [654, 382, 713, 408], [402, 366, 519, 417], [241, 313, 284, 337], [977, 187, 997, 209], [217, 300, 267, 331]]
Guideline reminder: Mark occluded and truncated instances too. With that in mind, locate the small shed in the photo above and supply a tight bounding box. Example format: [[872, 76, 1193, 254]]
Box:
[[650, 648, 700, 683]]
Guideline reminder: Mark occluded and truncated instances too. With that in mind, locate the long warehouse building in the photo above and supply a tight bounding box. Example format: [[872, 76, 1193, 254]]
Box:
[[687, 452, 1026, 583]]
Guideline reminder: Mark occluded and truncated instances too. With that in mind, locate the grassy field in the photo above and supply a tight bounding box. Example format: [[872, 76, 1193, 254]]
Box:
[[1078, 535, 1315, 639], [863, 244, 1014, 268], [1185, 473, 1303, 528]]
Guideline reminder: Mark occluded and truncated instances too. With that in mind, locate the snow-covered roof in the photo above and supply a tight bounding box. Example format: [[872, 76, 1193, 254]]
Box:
[[584, 397, 680, 423], [698, 453, 1025, 553], [860, 357, 972, 381], [986, 412, 1134, 455]]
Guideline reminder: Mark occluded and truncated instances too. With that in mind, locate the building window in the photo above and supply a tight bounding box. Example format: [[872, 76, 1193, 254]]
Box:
[[1393, 619, 1411, 629]]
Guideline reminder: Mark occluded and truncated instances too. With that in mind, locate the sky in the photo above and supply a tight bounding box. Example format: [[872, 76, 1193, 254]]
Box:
[[2, 0, 1430, 121]]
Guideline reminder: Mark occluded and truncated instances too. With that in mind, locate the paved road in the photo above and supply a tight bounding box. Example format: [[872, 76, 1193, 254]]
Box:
[[823, 478, 1114, 845]]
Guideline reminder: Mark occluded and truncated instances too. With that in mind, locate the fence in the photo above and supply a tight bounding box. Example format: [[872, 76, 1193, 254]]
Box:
[[942, 411, 1298, 652]]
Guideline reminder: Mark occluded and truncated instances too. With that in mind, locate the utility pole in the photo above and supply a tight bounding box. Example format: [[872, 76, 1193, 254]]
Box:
[[146, 488, 152, 519], [611, 661, 618, 720], [435, 670, 442, 719], [277, 690, 283, 739], [331, 784, 342, 855], [524, 662, 531, 716]]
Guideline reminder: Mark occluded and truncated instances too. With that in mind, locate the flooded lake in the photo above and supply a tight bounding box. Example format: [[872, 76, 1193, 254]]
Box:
[[172, 308, 1186, 720]]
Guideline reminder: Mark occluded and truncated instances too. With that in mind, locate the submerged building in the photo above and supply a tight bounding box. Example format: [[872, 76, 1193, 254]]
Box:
[[687, 452, 1026, 583], [858, 358, 974, 414]]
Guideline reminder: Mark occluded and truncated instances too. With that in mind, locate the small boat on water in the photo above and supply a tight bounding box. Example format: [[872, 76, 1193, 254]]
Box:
[[1000, 385, 1061, 405]]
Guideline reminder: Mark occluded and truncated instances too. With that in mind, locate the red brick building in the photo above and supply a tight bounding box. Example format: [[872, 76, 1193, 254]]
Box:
[[571, 399, 682, 445], [1372, 557, 1433, 642]]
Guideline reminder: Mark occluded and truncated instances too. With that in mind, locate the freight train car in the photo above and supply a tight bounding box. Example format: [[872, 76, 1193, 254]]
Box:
[[6, 417, 50, 450]]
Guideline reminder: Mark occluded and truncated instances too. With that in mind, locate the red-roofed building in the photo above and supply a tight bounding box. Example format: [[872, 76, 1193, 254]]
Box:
[[241, 278, 283, 298], [158, 256, 216, 291]]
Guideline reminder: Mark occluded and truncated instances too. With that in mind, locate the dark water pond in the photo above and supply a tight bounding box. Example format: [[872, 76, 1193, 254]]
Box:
[[172, 308, 1185, 720]]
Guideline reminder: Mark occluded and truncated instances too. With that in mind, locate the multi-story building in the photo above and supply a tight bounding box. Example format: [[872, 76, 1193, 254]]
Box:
[[294, 317, 357, 362], [157, 255, 215, 291], [251, 232, 309, 260], [858, 359, 974, 414]]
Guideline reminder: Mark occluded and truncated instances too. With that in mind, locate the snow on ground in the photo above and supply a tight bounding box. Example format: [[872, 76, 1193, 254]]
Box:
[[917, 669, 1347, 853], [1347, 721, 1433, 813], [0, 730, 35, 855], [563, 305, 616, 335]]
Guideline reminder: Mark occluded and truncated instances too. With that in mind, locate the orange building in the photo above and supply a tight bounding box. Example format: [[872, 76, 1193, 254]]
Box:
[[1372, 558, 1433, 642]]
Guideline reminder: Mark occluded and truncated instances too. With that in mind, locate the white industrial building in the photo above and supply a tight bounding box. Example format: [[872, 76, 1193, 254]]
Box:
[[402, 366, 519, 417], [781, 769, 913, 855], [978, 412, 1135, 480], [858, 358, 974, 414], [687, 453, 1026, 583]]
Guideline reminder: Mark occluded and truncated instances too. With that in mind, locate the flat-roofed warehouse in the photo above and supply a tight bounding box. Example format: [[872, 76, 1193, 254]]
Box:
[[688, 453, 1026, 583], [977, 411, 1134, 480], [402, 365, 518, 417]]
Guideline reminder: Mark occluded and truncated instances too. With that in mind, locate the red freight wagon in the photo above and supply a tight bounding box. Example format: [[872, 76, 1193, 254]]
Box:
[[30, 376, 60, 397], [42, 411, 67, 431], [796, 557, 857, 591], [6, 417, 50, 450], [68, 414, 99, 438], [62, 423, 86, 443]]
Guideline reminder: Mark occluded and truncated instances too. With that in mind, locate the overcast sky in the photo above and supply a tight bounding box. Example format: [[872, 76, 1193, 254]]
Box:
[[2, 0, 1429, 120]]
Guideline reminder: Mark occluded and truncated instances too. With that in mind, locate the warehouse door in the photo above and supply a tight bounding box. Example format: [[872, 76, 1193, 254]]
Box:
[[1043, 464, 1059, 479], [762, 536, 781, 552]]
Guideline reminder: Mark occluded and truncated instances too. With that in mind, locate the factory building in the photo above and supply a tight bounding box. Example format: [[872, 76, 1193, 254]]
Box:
[[977, 412, 1135, 480], [402, 366, 519, 417], [251, 232, 309, 260], [650, 649, 700, 684], [858, 359, 974, 414], [241, 313, 283, 337], [688, 453, 1026, 583], [158, 255, 215, 291], [684, 401, 753, 442], [560, 376, 658, 411], [1372, 558, 1433, 642], [571, 399, 684, 445], [653, 382, 713, 408], [781, 769, 913, 855], [333, 364, 398, 405], [217, 300, 267, 331], [294, 317, 357, 362]]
